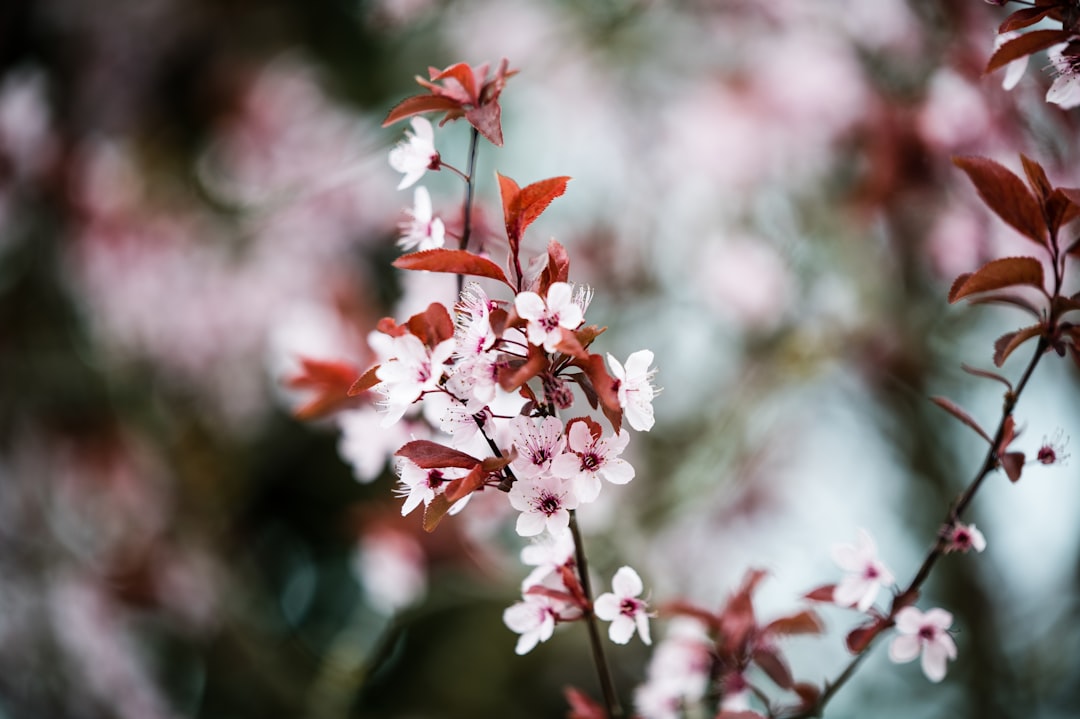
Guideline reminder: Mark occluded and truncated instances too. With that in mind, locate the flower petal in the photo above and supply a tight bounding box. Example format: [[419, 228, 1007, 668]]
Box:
[[612, 566, 644, 598], [888, 634, 921, 664]]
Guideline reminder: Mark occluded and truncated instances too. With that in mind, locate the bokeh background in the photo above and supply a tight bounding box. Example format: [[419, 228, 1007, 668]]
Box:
[[2, 1, 1080, 717]]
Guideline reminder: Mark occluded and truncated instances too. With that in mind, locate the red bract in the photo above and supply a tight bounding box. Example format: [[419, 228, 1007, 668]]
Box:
[[383, 59, 516, 146]]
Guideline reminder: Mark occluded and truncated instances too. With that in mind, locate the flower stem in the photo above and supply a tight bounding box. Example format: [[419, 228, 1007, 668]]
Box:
[[569, 509, 624, 719], [783, 338, 1048, 719]]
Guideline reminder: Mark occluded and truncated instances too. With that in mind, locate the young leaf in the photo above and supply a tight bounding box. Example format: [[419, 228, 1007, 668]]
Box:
[[948, 257, 1045, 303], [538, 238, 571, 293], [1002, 451, 1026, 482], [992, 324, 1044, 367], [930, 396, 993, 445], [395, 440, 482, 469], [999, 7, 1056, 33], [764, 610, 825, 637], [953, 157, 1047, 246], [405, 302, 455, 347], [966, 292, 1042, 318], [845, 618, 887, 654], [564, 687, 607, 719], [382, 94, 463, 127], [498, 173, 571, 247], [753, 647, 794, 689], [422, 494, 453, 532], [443, 465, 489, 503], [960, 363, 1014, 392], [287, 357, 361, 420], [347, 364, 382, 397], [803, 584, 838, 603], [393, 248, 511, 287], [985, 29, 1073, 74]]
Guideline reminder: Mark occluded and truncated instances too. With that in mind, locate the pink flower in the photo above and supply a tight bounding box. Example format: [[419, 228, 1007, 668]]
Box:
[[397, 186, 444, 251], [832, 529, 895, 612], [943, 522, 986, 554], [550, 421, 634, 503], [594, 566, 652, 645], [995, 31, 1029, 91], [514, 282, 584, 352], [1047, 42, 1080, 110], [388, 117, 439, 190], [509, 415, 566, 479], [1036, 429, 1070, 465], [520, 528, 576, 590], [394, 458, 468, 516], [606, 350, 658, 431], [503, 594, 560, 655], [508, 474, 579, 537], [888, 606, 957, 682], [375, 333, 455, 426]]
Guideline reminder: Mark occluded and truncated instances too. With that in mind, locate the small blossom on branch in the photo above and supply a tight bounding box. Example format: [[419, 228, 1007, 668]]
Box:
[[388, 117, 439, 190], [1047, 42, 1080, 109], [394, 458, 468, 517], [509, 415, 566, 478], [831, 529, 895, 612], [551, 420, 634, 503], [374, 332, 455, 426], [515, 281, 584, 353], [594, 566, 652, 645], [508, 474, 579, 537], [397, 186, 445, 251], [503, 593, 561, 655], [606, 350, 658, 432], [888, 607, 957, 683], [1036, 429, 1070, 465], [520, 528, 576, 591], [943, 522, 986, 554]]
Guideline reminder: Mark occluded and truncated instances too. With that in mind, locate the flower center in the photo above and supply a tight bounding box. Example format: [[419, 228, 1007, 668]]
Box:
[[537, 491, 561, 516], [620, 598, 639, 617], [426, 470, 444, 489], [918, 625, 936, 641], [581, 453, 600, 472]]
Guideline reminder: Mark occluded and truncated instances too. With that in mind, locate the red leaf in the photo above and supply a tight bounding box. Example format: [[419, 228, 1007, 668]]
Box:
[[498, 344, 549, 391], [985, 29, 1073, 74], [382, 94, 463, 127], [443, 465, 489, 503], [393, 249, 511, 287], [554, 328, 590, 360], [993, 324, 1044, 367], [428, 62, 480, 103], [574, 354, 623, 433], [960, 363, 1014, 392], [845, 618, 886, 654], [716, 712, 767, 719], [498, 173, 571, 248], [803, 584, 837, 603], [658, 600, 720, 631], [287, 357, 361, 420], [1000, 7, 1057, 33], [793, 682, 822, 709], [948, 257, 1045, 303], [764, 609, 824, 637], [752, 647, 794, 689], [718, 570, 767, 654], [953, 157, 1048, 246], [1020, 153, 1053, 203], [930, 396, 993, 445], [1002, 451, 1026, 482], [564, 687, 607, 719], [465, 102, 504, 146], [538, 238, 571, 294], [405, 302, 455, 347], [422, 494, 452, 532], [347, 364, 382, 397], [395, 440, 482, 469]]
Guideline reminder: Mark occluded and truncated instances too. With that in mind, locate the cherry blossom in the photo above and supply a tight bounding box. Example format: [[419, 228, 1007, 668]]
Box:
[[633, 617, 711, 719], [593, 565, 652, 645], [995, 31, 1029, 92], [397, 186, 445, 251], [831, 529, 895, 612], [509, 415, 566, 479], [943, 522, 986, 554], [508, 474, 579, 537], [503, 593, 560, 655], [520, 528, 576, 590], [374, 333, 455, 426], [1047, 43, 1080, 110], [550, 421, 634, 503], [514, 282, 584, 352], [1036, 429, 1070, 465], [388, 116, 439, 190], [888, 606, 957, 682], [394, 458, 468, 516], [606, 350, 658, 431]]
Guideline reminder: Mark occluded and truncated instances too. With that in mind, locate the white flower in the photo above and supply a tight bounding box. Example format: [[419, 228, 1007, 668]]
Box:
[[336, 406, 416, 482], [375, 333, 455, 426], [508, 474, 579, 537], [606, 350, 658, 431], [944, 522, 986, 554], [503, 594, 560, 655], [514, 282, 584, 353], [995, 31, 1029, 91], [831, 529, 895, 612], [634, 617, 711, 718], [888, 606, 957, 683], [509, 415, 565, 479], [397, 186, 445, 251], [520, 528, 576, 590], [388, 117, 439, 190], [1047, 43, 1080, 109], [594, 566, 652, 645], [394, 458, 468, 517], [550, 422, 634, 503]]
